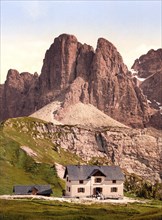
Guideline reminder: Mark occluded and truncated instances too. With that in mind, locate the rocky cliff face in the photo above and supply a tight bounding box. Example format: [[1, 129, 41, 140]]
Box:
[[140, 72, 162, 108], [39, 34, 79, 92], [131, 49, 162, 129], [39, 34, 94, 92], [88, 38, 149, 127], [0, 34, 152, 128]]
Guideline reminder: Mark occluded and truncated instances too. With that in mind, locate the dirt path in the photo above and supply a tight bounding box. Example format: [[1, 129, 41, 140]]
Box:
[[0, 195, 146, 204]]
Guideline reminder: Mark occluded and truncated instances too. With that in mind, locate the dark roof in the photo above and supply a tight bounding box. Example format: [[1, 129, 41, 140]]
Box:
[[64, 165, 125, 181], [13, 185, 53, 195]]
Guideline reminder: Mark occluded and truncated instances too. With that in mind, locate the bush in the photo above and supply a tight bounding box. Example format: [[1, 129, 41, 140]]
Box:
[[124, 174, 162, 200]]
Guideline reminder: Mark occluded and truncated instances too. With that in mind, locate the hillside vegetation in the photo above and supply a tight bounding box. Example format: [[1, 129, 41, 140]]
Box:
[[0, 117, 83, 195]]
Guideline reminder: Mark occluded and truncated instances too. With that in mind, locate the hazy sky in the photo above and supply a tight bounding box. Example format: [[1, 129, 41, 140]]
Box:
[[1, 0, 161, 83]]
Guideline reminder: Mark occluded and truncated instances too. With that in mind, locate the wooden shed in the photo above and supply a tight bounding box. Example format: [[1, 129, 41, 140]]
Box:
[[13, 185, 53, 196]]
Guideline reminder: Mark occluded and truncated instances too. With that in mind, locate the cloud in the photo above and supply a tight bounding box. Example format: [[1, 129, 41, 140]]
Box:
[[20, 1, 46, 20]]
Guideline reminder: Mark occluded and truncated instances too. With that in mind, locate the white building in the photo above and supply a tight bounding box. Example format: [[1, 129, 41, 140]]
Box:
[[63, 165, 124, 199]]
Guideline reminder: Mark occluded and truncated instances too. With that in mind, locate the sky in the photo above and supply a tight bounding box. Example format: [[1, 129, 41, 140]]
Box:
[[0, 0, 161, 83]]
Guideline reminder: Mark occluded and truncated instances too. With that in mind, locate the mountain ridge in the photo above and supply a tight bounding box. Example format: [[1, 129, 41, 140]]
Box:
[[0, 33, 152, 128]]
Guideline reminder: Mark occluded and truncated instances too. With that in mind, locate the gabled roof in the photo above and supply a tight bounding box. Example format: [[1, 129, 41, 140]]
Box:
[[88, 169, 106, 178], [13, 185, 53, 195], [64, 165, 124, 181]]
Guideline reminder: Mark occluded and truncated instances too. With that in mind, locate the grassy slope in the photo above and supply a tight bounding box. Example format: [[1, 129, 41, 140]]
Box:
[[0, 117, 83, 196], [0, 199, 162, 220]]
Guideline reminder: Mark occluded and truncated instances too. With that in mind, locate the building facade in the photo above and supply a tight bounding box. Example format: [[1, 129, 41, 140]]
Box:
[[64, 165, 124, 199]]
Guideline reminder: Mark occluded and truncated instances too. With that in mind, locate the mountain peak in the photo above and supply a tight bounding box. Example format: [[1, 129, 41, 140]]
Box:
[[57, 33, 78, 42], [6, 69, 20, 80], [97, 37, 117, 50]]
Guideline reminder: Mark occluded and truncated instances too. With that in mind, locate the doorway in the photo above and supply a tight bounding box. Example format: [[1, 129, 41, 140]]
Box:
[[93, 187, 102, 195]]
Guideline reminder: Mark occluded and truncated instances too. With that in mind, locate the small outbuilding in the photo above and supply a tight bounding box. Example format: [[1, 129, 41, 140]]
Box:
[[13, 185, 53, 196]]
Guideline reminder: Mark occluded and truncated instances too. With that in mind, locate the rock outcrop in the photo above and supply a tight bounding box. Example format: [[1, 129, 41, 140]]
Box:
[[0, 34, 152, 128], [0, 69, 39, 121], [4, 117, 161, 182], [0, 85, 4, 121], [132, 49, 162, 78], [132, 49, 162, 106]]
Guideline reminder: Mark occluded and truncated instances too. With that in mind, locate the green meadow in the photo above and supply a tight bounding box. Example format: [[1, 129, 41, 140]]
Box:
[[0, 199, 162, 220]]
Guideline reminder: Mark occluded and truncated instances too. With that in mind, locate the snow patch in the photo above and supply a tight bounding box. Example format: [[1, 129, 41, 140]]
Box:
[[131, 69, 138, 74], [133, 75, 146, 82], [147, 100, 152, 104], [156, 101, 161, 106]]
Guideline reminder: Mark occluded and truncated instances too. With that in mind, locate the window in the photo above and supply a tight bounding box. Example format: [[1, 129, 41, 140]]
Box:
[[111, 187, 118, 192], [95, 178, 102, 183], [69, 180, 71, 182], [79, 180, 84, 184], [112, 180, 116, 183], [78, 188, 85, 193], [68, 187, 71, 192], [66, 177, 68, 181]]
